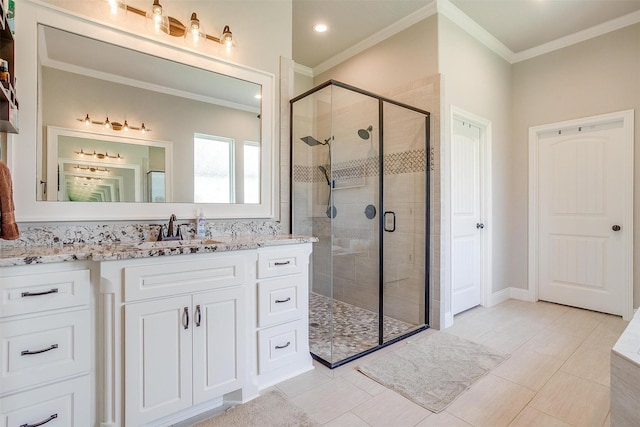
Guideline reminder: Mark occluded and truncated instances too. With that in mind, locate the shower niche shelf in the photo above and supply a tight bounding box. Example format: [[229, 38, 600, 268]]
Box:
[[332, 165, 365, 189]]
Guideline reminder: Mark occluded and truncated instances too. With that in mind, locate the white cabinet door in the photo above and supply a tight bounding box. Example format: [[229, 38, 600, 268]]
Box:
[[193, 287, 245, 404], [125, 295, 193, 427]]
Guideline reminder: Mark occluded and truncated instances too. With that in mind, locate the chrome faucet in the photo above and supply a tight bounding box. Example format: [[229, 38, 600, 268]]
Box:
[[157, 214, 182, 241]]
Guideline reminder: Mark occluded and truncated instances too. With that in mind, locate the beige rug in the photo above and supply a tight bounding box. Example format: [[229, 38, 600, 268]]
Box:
[[358, 332, 509, 413], [191, 391, 319, 427]]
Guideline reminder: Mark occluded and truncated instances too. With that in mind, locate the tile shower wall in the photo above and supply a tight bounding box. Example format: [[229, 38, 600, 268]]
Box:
[[291, 75, 440, 327]]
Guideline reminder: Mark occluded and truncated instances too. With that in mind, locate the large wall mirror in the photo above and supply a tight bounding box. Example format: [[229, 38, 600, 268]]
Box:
[[13, 1, 276, 221]]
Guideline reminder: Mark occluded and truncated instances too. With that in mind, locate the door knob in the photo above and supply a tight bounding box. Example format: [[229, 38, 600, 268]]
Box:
[[612, 225, 621, 231], [476, 223, 485, 229]]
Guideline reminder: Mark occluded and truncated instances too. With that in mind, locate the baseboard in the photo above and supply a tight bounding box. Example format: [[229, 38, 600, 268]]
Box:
[[487, 287, 511, 307], [487, 286, 533, 307], [444, 311, 454, 329], [509, 287, 533, 301]]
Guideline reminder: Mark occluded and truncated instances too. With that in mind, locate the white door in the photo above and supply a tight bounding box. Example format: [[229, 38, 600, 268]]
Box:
[[125, 295, 193, 426], [193, 287, 245, 404], [537, 122, 628, 316], [451, 118, 483, 315]]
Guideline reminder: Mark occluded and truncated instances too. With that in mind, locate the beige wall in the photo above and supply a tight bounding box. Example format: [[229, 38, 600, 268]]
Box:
[[438, 15, 513, 312], [314, 15, 439, 92], [512, 23, 640, 308]]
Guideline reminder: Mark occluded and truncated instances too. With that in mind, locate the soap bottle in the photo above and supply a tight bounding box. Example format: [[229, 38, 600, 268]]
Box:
[[196, 210, 206, 239]]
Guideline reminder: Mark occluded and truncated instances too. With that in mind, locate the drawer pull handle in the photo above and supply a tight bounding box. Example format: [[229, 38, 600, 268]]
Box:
[[183, 307, 189, 330], [195, 305, 202, 327], [275, 297, 291, 303], [20, 413, 58, 427], [21, 344, 59, 356], [275, 341, 291, 350], [21, 288, 59, 297], [274, 261, 291, 266]]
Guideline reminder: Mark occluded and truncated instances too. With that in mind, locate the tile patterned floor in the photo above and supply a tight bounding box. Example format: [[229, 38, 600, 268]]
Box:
[[276, 299, 628, 426], [308, 292, 419, 365]]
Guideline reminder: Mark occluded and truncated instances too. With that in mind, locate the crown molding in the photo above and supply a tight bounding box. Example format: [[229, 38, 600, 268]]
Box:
[[437, 0, 515, 63], [512, 9, 640, 63], [312, 1, 438, 76], [301, 0, 640, 76], [294, 62, 313, 78]]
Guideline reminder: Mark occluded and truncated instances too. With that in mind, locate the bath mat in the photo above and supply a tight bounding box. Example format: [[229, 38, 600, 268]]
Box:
[[191, 390, 319, 427], [357, 332, 509, 413]]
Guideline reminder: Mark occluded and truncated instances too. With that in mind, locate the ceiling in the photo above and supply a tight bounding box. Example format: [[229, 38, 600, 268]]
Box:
[[292, 0, 640, 70]]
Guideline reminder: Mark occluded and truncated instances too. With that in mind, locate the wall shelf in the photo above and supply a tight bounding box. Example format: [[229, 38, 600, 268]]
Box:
[[0, 0, 18, 134]]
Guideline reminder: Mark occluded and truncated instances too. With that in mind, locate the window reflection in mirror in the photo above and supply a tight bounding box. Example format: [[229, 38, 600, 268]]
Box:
[[193, 134, 261, 203], [38, 25, 262, 204]]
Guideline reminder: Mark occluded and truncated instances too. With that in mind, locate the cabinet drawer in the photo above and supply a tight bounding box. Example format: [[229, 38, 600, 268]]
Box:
[[257, 247, 306, 279], [257, 319, 306, 374], [124, 254, 247, 302], [257, 277, 303, 327], [1, 269, 90, 318], [1, 310, 90, 394], [0, 375, 90, 427]]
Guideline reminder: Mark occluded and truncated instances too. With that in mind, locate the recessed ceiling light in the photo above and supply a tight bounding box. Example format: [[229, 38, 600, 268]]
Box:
[[313, 24, 328, 33]]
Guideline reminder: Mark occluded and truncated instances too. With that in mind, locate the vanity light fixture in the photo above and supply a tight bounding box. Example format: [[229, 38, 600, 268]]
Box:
[[106, 1, 236, 51], [77, 115, 151, 134], [74, 165, 111, 173], [75, 149, 124, 161], [74, 176, 104, 182]]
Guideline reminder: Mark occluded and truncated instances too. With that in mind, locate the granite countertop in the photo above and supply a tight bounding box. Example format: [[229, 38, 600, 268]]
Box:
[[0, 234, 318, 267]]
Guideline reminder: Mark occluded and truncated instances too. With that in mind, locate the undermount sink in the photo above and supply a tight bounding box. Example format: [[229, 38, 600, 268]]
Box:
[[129, 239, 224, 250]]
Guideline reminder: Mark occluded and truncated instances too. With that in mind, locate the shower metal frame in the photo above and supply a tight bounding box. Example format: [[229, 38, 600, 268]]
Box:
[[290, 79, 431, 368]]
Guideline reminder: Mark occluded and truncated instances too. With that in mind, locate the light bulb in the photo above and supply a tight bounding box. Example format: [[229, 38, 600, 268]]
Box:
[[104, 117, 111, 129], [146, 0, 169, 35], [108, 0, 119, 16], [220, 25, 235, 52], [123, 120, 129, 131], [141, 123, 146, 134], [83, 114, 91, 126]]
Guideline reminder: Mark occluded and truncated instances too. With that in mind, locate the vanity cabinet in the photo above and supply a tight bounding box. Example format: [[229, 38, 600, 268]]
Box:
[[107, 252, 250, 426], [124, 288, 245, 426], [255, 245, 313, 388], [0, 264, 92, 427]]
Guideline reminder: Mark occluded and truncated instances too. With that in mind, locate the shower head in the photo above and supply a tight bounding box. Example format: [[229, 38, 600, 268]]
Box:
[[358, 125, 373, 140], [301, 136, 331, 146], [318, 166, 331, 186]]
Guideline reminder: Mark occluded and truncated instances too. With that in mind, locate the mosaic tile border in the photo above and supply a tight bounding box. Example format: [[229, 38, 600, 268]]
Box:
[[293, 149, 426, 183]]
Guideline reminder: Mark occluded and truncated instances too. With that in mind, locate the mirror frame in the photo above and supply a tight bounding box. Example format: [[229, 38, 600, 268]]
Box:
[[12, 1, 277, 221]]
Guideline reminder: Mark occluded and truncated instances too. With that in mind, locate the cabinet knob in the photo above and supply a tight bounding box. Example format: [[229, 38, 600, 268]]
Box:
[[612, 225, 621, 231]]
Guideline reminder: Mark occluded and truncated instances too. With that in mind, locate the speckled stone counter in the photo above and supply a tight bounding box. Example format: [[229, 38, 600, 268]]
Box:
[[0, 235, 318, 267]]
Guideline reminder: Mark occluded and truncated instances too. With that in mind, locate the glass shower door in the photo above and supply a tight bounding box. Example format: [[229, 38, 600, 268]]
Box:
[[327, 86, 381, 363], [381, 101, 429, 343]]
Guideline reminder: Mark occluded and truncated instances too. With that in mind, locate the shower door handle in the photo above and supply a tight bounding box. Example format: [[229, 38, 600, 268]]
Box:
[[384, 211, 396, 232]]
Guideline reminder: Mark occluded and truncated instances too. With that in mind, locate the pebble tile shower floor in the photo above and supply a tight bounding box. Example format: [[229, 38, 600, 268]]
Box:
[[308, 292, 419, 364]]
